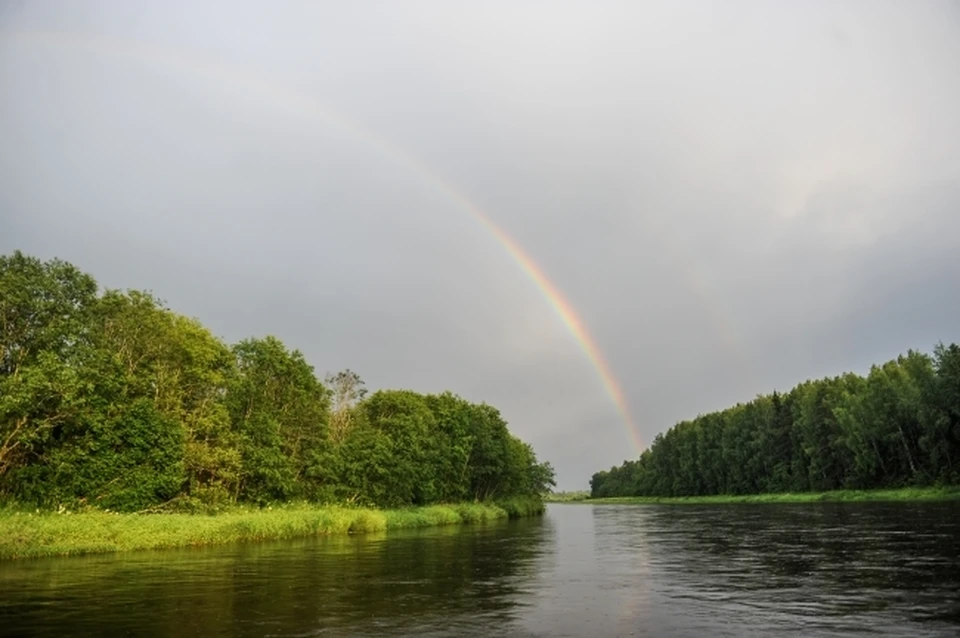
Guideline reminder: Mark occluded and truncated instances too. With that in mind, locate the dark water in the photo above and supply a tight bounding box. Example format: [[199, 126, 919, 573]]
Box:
[[2, 503, 959, 637]]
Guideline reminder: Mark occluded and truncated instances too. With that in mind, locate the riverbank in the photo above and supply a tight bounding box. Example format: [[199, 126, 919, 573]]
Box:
[[543, 491, 590, 503], [0, 498, 544, 560], [584, 486, 960, 505]]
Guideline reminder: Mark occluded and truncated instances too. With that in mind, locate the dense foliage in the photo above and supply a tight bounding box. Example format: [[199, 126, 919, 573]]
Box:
[[591, 343, 960, 498], [0, 251, 555, 511]]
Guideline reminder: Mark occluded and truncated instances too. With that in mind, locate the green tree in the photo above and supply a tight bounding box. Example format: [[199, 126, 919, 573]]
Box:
[[0, 251, 97, 483], [424, 392, 475, 502], [590, 343, 960, 499], [1, 251, 555, 511], [920, 343, 960, 483], [229, 336, 330, 502], [90, 291, 238, 506]]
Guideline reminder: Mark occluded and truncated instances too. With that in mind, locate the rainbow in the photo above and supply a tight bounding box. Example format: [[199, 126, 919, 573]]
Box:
[[0, 29, 746, 454]]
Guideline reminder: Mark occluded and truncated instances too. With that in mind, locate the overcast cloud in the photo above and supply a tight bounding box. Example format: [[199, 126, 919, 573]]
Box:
[[2, 0, 958, 489]]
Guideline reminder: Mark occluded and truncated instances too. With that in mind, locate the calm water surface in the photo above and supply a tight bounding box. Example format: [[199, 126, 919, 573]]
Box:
[[2, 503, 958, 637]]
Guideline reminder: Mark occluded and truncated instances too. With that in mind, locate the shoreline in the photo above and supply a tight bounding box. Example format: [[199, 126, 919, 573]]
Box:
[[560, 486, 960, 506], [0, 498, 544, 561]]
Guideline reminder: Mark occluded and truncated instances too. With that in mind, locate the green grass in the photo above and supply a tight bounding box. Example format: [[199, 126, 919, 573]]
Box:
[[581, 486, 960, 505], [543, 491, 590, 503], [0, 497, 545, 561]]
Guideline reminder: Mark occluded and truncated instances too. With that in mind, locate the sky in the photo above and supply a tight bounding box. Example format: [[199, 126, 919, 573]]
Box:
[[1, 0, 959, 490]]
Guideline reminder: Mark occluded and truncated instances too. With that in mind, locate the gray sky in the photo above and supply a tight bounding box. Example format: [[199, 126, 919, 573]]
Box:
[[2, 0, 959, 490]]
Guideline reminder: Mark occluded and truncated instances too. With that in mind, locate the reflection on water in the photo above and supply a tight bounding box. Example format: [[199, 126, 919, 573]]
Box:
[[584, 503, 960, 637], [0, 519, 554, 638], [1, 503, 958, 637]]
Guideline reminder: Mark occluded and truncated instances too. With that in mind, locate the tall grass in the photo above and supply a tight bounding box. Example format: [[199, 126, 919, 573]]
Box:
[[0, 498, 545, 560], [495, 496, 546, 518], [584, 486, 960, 505], [544, 491, 590, 503]]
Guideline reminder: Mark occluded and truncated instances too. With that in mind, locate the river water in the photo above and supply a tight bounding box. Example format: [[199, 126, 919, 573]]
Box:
[[1, 503, 958, 637]]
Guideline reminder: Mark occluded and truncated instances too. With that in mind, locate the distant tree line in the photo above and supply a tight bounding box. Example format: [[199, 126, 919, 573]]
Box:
[[0, 251, 555, 511], [591, 343, 960, 498]]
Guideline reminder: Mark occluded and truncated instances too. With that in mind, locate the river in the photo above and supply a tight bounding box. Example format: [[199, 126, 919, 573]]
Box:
[[1, 502, 958, 637]]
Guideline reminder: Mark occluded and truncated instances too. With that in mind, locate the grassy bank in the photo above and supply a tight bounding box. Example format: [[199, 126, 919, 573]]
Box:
[[583, 486, 960, 505], [0, 497, 544, 560], [544, 491, 590, 503]]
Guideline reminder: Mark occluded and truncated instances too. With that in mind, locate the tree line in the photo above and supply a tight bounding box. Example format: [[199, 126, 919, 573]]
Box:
[[591, 343, 960, 498], [0, 251, 555, 511]]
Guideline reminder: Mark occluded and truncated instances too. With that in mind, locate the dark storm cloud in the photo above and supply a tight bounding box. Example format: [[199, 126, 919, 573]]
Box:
[[2, 0, 958, 488]]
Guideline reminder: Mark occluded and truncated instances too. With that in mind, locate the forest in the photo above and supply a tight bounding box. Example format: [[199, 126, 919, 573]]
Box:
[[0, 251, 555, 512], [591, 341, 960, 498]]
